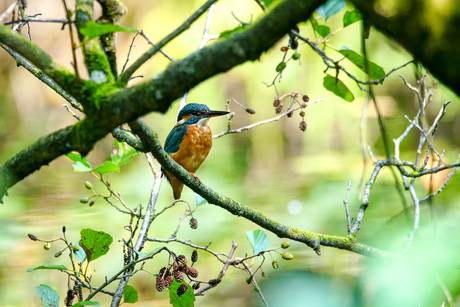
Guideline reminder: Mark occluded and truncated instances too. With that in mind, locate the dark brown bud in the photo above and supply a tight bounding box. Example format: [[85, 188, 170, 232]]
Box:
[[302, 95, 309, 102], [28, 233, 39, 241], [191, 250, 198, 263], [273, 99, 281, 107], [246, 108, 256, 114], [192, 282, 201, 290], [89, 201, 95, 207], [299, 110, 305, 117], [299, 120, 307, 132], [280, 46, 289, 52], [189, 218, 198, 229], [62, 226, 66, 233], [177, 283, 188, 297], [287, 111, 293, 117], [208, 278, 221, 287], [275, 105, 283, 114]]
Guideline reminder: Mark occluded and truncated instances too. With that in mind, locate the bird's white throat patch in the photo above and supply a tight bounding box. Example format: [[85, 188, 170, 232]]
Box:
[[196, 117, 210, 128]]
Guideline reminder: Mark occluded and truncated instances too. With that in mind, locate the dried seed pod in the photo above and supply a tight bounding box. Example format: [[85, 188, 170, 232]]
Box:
[[177, 255, 188, 266], [173, 270, 184, 283], [185, 266, 199, 278], [189, 218, 198, 229], [280, 46, 289, 52], [275, 105, 283, 114], [164, 275, 174, 288], [302, 95, 309, 102], [299, 110, 305, 117], [273, 99, 281, 107], [64, 289, 75, 307], [208, 278, 221, 287], [177, 283, 188, 297], [158, 267, 168, 278], [28, 233, 38, 241], [191, 250, 198, 263], [299, 120, 307, 132], [156, 278, 165, 292]]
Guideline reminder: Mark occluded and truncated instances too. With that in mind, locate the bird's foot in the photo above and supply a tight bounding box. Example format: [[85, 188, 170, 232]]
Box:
[[189, 172, 201, 183]]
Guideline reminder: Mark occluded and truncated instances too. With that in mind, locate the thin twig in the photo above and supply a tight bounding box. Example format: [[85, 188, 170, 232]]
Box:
[[119, 0, 218, 84], [0, 42, 83, 111], [60, 0, 80, 80], [213, 99, 324, 138], [344, 180, 352, 236]]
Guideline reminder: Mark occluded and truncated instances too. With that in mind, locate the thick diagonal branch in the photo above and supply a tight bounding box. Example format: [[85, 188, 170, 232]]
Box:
[[0, 0, 324, 201]]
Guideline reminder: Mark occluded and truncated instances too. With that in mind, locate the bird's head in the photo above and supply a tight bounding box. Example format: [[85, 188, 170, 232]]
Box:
[[176, 103, 229, 127]]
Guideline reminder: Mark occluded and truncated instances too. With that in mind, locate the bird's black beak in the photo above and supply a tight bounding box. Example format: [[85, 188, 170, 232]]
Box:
[[203, 110, 230, 117]]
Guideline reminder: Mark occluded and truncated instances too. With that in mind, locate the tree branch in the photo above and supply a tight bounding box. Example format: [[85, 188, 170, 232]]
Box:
[[128, 118, 390, 258], [0, 0, 325, 202]]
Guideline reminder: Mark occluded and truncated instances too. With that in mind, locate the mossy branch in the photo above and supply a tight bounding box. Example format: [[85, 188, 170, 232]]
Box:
[[0, 23, 79, 94], [75, 0, 115, 83], [0, 0, 325, 202], [350, 0, 460, 97], [128, 119, 390, 258]]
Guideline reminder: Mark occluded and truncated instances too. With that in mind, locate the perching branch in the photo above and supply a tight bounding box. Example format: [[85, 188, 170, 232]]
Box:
[[128, 118, 389, 258]]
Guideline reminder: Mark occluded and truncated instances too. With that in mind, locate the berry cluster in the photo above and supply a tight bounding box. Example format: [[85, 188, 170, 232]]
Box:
[[273, 92, 309, 132]]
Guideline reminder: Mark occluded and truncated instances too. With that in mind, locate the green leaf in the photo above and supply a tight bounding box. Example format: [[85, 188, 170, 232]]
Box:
[[261, 0, 275, 7], [219, 24, 250, 40], [79, 21, 137, 39], [134, 246, 163, 259], [169, 280, 195, 307], [123, 285, 139, 303], [79, 228, 113, 262], [36, 284, 59, 307], [343, 10, 362, 27], [315, 25, 330, 38], [27, 265, 68, 272], [323, 75, 355, 102], [72, 302, 100, 307], [73, 161, 93, 173], [195, 193, 207, 206], [67, 153, 91, 169], [111, 142, 138, 166], [74, 241, 87, 263], [338, 46, 385, 81], [245, 229, 269, 255], [91, 161, 120, 175], [316, 0, 345, 19]]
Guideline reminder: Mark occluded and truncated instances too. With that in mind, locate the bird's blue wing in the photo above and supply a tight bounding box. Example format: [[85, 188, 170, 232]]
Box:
[[164, 124, 187, 154]]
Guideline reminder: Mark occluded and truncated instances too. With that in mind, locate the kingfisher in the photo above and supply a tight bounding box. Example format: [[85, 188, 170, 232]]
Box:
[[163, 103, 229, 199]]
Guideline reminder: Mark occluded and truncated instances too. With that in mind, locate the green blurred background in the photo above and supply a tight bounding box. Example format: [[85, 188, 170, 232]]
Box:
[[1, 0, 460, 306]]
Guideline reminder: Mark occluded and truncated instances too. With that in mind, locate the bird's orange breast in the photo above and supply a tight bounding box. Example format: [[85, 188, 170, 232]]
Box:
[[169, 125, 213, 173], [165, 125, 213, 199]]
